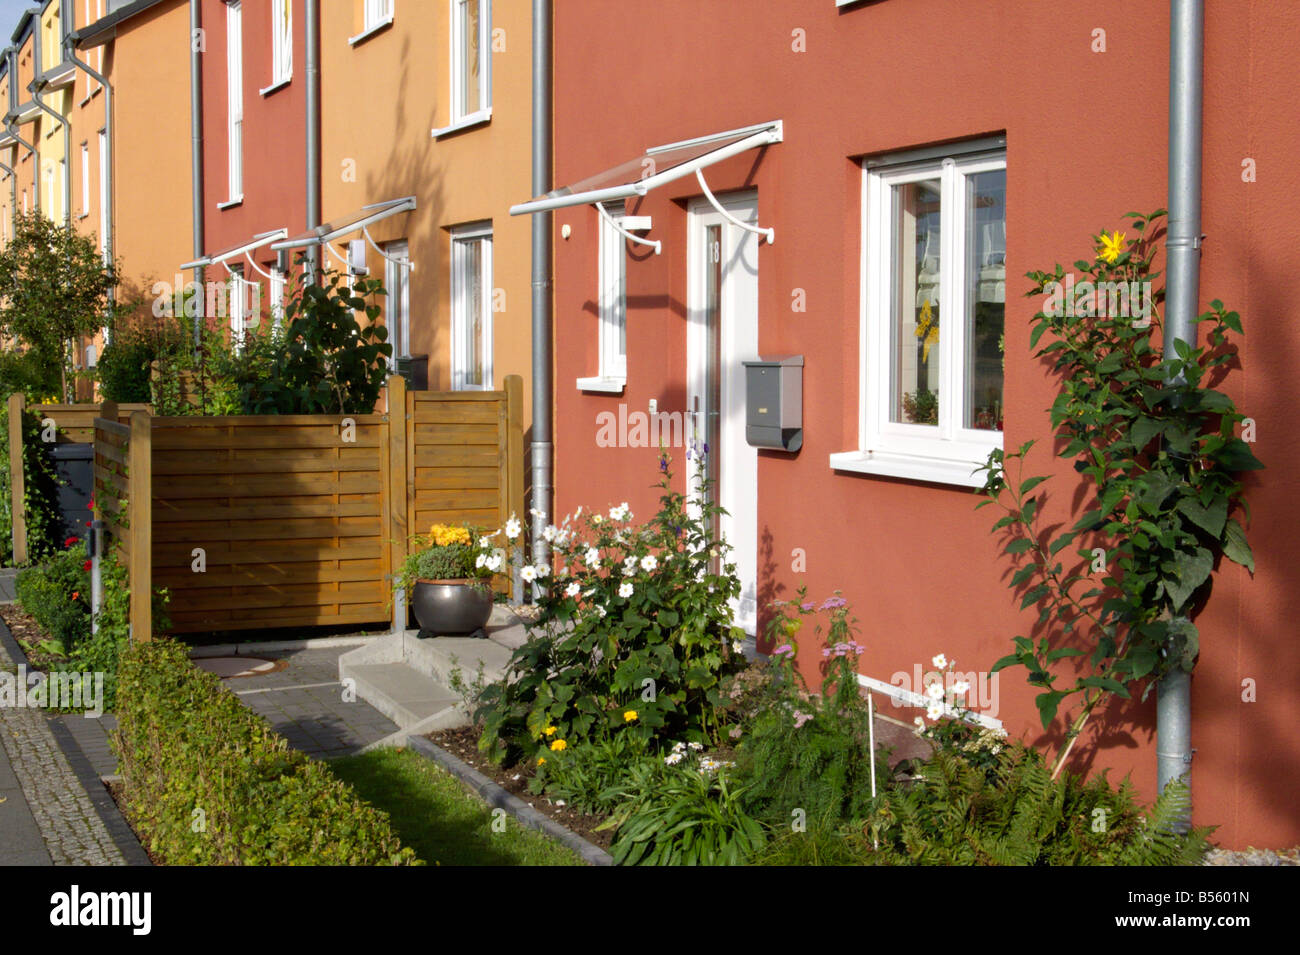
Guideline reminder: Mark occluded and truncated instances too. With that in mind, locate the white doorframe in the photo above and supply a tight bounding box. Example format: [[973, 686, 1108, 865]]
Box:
[[687, 191, 759, 634]]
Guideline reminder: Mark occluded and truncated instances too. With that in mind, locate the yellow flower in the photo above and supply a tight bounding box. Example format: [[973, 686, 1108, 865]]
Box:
[[1098, 230, 1126, 264], [915, 298, 939, 363], [544, 725, 557, 737], [536, 756, 546, 765], [623, 710, 638, 722], [550, 739, 567, 752]]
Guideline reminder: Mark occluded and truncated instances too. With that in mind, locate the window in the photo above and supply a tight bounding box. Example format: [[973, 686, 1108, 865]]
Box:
[[450, 223, 492, 390], [269, 0, 292, 88], [831, 143, 1006, 487], [450, 0, 491, 125], [351, 0, 393, 44], [97, 130, 107, 262], [384, 240, 410, 365], [269, 267, 286, 328], [365, 0, 393, 31], [79, 142, 88, 217], [226, 1, 243, 203], [229, 266, 252, 345], [577, 202, 630, 391]]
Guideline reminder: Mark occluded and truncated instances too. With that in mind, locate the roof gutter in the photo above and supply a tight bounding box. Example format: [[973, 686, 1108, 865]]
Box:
[[1158, 0, 1204, 831], [530, 0, 553, 582]]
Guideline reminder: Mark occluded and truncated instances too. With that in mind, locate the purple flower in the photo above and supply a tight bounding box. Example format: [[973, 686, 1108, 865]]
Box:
[[659, 455, 670, 472], [819, 596, 848, 610], [800, 601, 815, 612], [773, 643, 795, 657]]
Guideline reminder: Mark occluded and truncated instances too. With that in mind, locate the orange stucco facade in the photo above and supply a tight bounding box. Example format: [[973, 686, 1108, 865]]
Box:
[[320, 0, 535, 426]]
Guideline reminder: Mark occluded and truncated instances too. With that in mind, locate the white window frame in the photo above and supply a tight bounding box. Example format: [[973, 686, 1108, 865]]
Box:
[[225, 1, 244, 205], [229, 265, 247, 342], [79, 141, 88, 218], [263, 0, 292, 93], [365, 0, 393, 30], [97, 129, 107, 263], [450, 222, 493, 391], [449, 0, 491, 129], [577, 201, 635, 392], [384, 239, 411, 366], [830, 148, 1006, 488], [269, 266, 286, 329], [351, 0, 394, 44]]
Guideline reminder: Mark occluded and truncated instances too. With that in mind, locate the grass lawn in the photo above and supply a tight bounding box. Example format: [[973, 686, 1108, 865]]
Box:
[[327, 746, 584, 866]]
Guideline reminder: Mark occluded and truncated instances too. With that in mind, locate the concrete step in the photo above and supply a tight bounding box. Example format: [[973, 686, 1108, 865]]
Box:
[[344, 662, 464, 730], [339, 605, 535, 735]]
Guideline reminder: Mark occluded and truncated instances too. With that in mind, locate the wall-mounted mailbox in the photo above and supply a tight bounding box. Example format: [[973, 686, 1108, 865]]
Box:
[[742, 355, 803, 452]]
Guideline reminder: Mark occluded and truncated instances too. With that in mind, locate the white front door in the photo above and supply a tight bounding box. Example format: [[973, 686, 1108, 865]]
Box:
[[687, 192, 759, 634]]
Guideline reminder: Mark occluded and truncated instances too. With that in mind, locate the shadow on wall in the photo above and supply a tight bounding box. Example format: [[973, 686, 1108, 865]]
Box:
[[360, 29, 446, 388]]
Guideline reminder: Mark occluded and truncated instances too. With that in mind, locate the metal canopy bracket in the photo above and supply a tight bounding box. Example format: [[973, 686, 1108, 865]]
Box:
[[362, 225, 416, 273], [596, 201, 660, 255], [695, 168, 773, 244]]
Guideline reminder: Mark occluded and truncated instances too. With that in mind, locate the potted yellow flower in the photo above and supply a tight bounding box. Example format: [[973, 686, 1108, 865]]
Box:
[[397, 523, 501, 637]]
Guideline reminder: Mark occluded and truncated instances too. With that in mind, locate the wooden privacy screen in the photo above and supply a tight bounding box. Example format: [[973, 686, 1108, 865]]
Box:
[[7, 397, 150, 564], [92, 376, 524, 638]]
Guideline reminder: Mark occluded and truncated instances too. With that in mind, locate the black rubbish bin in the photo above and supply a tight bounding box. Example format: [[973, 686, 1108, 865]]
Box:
[[49, 442, 94, 545]]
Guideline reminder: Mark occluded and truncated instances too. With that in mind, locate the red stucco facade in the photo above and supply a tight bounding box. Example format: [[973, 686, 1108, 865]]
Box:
[[200, 0, 307, 286], [547, 0, 1300, 848]]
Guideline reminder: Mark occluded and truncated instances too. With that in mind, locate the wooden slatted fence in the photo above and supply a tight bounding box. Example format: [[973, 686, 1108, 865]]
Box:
[[90, 376, 524, 638]]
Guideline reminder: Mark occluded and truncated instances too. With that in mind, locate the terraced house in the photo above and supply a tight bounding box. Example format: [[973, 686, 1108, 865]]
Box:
[[516, 0, 1300, 849]]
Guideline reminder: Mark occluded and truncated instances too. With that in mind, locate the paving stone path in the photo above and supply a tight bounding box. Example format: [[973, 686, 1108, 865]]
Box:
[[0, 637, 125, 866], [212, 645, 399, 756]]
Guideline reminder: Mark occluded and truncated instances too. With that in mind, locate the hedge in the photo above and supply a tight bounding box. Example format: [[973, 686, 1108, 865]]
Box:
[[114, 636, 419, 865]]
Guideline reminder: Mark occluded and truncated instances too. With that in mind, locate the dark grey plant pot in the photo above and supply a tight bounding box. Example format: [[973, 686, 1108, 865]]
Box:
[[410, 579, 494, 638]]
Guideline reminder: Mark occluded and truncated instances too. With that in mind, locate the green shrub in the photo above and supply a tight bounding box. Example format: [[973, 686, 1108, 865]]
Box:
[[598, 755, 766, 866], [0, 406, 66, 566], [16, 537, 91, 654], [114, 635, 419, 865], [14, 544, 160, 712], [733, 590, 885, 827], [96, 334, 157, 404], [476, 452, 745, 764], [531, 732, 657, 814], [242, 269, 391, 415], [861, 744, 1212, 866]]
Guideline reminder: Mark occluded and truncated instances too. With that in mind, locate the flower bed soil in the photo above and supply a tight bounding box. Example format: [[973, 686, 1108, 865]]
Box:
[[0, 603, 63, 669], [427, 725, 615, 850]]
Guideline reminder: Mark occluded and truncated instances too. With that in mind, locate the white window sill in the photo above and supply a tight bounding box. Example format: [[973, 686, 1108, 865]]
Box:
[[829, 449, 990, 488], [349, 16, 394, 46], [431, 108, 492, 139], [576, 376, 626, 394], [217, 197, 243, 210], [259, 75, 292, 97]]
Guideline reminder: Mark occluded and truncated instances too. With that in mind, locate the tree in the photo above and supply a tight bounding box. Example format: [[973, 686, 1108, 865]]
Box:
[[0, 212, 115, 402]]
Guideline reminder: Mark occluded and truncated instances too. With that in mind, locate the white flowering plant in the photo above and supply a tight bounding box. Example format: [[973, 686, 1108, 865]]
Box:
[[912, 653, 1009, 778], [476, 450, 746, 764], [394, 522, 503, 597]]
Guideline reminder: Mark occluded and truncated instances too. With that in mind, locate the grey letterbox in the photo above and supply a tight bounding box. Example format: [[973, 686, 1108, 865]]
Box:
[[742, 355, 803, 452]]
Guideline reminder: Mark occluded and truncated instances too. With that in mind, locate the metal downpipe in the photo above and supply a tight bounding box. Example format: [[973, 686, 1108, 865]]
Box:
[[31, 26, 70, 228], [62, 40, 110, 267], [304, 0, 320, 281], [1158, 0, 1204, 825], [190, 0, 205, 346], [530, 0, 553, 577]]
